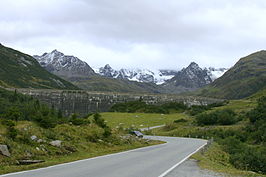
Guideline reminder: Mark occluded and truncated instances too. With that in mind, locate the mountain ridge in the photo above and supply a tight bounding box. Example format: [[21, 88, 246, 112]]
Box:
[[0, 45, 78, 89], [197, 50, 266, 99], [34, 50, 96, 81], [95, 63, 227, 85]]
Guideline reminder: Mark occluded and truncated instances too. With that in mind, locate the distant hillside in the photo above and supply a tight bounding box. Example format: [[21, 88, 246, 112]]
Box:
[[72, 75, 162, 93], [198, 50, 266, 99], [0, 44, 78, 89]]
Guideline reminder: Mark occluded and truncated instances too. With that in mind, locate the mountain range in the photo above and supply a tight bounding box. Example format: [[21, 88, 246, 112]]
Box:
[[95, 64, 227, 85], [95, 64, 178, 84], [34, 50, 227, 90], [1, 44, 264, 99]]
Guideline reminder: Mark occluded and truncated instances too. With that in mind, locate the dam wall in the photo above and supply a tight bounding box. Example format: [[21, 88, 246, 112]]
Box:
[[11, 89, 223, 116]]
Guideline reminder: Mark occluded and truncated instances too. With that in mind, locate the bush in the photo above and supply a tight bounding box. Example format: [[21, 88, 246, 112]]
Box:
[[93, 113, 107, 128], [230, 146, 266, 174], [1, 119, 15, 127], [173, 119, 187, 123], [93, 113, 112, 137], [248, 96, 266, 123], [2, 119, 18, 140], [7, 126, 18, 140], [103, 127, 112, 138], [69, 114, 90, 126], [196, 109, 237, 126], [5, 107, 22, 121], [246, 96, 266, 144], [36, 115, 57, 129]]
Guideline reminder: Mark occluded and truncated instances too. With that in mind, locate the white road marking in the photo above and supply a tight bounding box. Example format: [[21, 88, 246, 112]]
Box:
[[158, 142, 207, 177]]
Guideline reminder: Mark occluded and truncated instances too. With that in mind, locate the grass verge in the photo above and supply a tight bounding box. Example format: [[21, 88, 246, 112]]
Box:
[[192, 143, 266, 177]]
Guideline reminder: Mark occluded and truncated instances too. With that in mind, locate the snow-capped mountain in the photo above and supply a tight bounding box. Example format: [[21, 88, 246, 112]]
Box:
[[34, 50, 227, 90], [95, 64, 178, 85], [163, 62, 213, 89], [95, 63, 227, 85], [34, 50, 95, 80]]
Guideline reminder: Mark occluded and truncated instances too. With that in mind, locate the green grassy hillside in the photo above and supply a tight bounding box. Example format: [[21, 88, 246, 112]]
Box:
[[198, 50, 266, 99], [0, 44, 78, 89]]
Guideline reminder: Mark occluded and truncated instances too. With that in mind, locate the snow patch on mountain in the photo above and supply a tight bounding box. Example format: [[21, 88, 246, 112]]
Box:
[[205, 67, 228, 81], [95, 64, 178, 85]]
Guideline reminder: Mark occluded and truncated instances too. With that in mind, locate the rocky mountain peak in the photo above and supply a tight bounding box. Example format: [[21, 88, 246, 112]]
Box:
[[187, 62, 201, 71], [34, 50, 95, 80], [98, 64, 118, 77], [103, 64, 112, 69], [164, 62, 212, 89]]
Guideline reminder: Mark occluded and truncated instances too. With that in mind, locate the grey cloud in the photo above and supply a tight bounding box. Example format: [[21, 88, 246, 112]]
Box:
[[0, 0, 266, 69]]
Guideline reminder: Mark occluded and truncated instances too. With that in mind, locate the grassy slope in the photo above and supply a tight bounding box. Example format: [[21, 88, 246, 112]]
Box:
[[197, 50, 266, 99], [0, 121, 161, 174], [0, 44, 78, 89], [192, 143, 264, 177]]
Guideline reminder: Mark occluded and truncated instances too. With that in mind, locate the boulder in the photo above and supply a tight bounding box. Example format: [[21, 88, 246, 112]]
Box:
[[50, 140, 62, 147], [30, 135, 38, 141], [0, 145, 11, 157], [37, 139, 45, 143]]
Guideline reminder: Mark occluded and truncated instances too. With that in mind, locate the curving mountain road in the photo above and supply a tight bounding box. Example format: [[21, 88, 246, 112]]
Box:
[[1, 136, 207, 177]]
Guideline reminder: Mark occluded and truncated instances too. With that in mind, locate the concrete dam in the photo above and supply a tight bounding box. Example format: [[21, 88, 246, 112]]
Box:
[[11, 89, 223, 116]]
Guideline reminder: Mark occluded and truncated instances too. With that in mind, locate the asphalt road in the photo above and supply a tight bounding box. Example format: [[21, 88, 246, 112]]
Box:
[[1, 136, 207, 177]]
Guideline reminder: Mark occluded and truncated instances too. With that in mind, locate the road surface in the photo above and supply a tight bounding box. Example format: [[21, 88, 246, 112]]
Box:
[[1, 136, 207, 177]]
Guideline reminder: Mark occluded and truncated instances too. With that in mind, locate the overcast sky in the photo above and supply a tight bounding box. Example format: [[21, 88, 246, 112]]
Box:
[[1, 0, 266, 70]]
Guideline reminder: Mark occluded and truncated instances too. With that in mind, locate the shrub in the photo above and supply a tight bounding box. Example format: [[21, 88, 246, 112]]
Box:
[[93, 113, 107, 128], [7, 126, 18, 140], [5, 107, 22, 121], [230, 146, 266, 174], [173, 119, 187, 123], [69, 114, 90, 126], [196, 109, 237, 126], [2, 119, 18, 140], [36, 115, 57, 129], [103, 127, 112, 138], [1, 119, 15, 127]]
